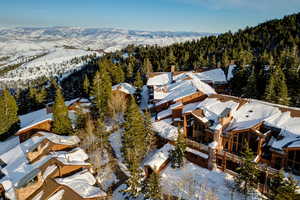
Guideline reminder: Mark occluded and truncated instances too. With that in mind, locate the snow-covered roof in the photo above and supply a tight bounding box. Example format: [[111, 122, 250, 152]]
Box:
[[157, 108, 172, 120], [194, 68, 227, 84], [182, 102, 201, 114], [186, 147, 209, 159], [197, 96, 240, 122], [112, 82, 136, 95], [0, 132, 87, 192], [189, 74, 216, 95], [18, 98, 83, 134], [55, 169, 106, 198], [156, 81, 198, 106], [19, 108, 52, 132], [37, 131, 80, 146], [152, 120, 178, 141], [51, 147, 89, 166], [225, 99, 300, 151], [48, 189, 65, 200], [0, 135, 51, 188], [144, 143, 174, 172], [147, 73, 172, 86]]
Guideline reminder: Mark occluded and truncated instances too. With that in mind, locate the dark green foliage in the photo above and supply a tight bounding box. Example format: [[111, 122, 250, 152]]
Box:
[[264, 67, 290, 105], [91, 61, 112, 120], [143, 58, 153, 74], [83, 74, 90, 97], [134, 72, 144, 89], [52, 87, 73, 135], [273, 175, 299, 200], [144, 111, 156, 154], [122, 157, 143, 199], [234, 143, 259, 196], [242, 67, 258, 98], [0, 89, 20, 138], [169, 128, 186, 168], [142, 172, 162, 200], [122, 97, 147, 165]]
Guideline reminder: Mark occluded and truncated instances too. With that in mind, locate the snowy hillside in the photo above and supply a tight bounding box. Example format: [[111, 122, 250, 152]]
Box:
[[0, 27, 212, 87]]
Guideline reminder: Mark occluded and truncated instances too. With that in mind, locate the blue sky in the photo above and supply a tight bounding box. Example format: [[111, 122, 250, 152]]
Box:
[[1, 0, 300, 33]]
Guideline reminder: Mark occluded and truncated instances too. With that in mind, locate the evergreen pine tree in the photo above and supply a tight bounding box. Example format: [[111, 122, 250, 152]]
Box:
[[234, 143, 259, 196], [0, 89, 20, 138], [134, 72, 143, 89], [221, 50, 230, 67], [123, 157, 143, 199], [269, 169, 285, 199], [274, 175, 299, 200], [169, 127, 186, 168], [168, 49, 177, 67], [144, 111, 155, 154], [83, 74, 90, 97], [264, 72, 276, 103], [91, 68, 112, 120], [52, 87, 73, 135], [122, 97, 147, 165], [243, 67, 258, 98], [275, 67, 290, 105], [142, 172, 162, 200], [143, 58, 153, 74]]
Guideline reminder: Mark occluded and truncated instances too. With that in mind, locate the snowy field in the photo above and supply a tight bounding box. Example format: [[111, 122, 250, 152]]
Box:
[[0, 48, 98, 82], [160, 160, 262, 200], [0, 27, 211, 86]]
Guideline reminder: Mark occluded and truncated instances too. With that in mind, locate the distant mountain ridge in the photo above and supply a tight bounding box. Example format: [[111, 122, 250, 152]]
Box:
[[0, 26, 213, 38], [0, 26, 213, 87]]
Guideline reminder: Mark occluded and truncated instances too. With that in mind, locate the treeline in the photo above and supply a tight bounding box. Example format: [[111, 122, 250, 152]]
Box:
[[102, 12, 300, 107]]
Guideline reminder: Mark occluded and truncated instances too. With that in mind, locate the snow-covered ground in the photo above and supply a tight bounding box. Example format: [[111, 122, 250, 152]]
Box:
[[0, 27, 212, 86], [160, 160, 261, 200], [0, 48, 99, 87], [109, 129, 130, 177]]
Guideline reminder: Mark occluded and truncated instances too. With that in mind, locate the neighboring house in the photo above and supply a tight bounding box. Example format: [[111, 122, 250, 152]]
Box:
[[112, 82, 136, 98], [0, 131, 106, 200], [149, 70, 300, 194], [16, 98, 91, 143]]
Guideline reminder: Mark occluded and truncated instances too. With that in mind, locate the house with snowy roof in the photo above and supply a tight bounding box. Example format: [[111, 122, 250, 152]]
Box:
[[16, 98, 91, 142], [147, 68, 228, 105], [112, 82, 136, 98], [151, 90, 300, 192], [150, 72, 217, 115], [0, 131, 106, 200]]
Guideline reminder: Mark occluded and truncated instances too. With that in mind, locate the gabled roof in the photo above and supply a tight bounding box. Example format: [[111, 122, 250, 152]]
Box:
[[112, 82, 136, 95], [147, 72, 172, 86], [55, 169, 106, 199]]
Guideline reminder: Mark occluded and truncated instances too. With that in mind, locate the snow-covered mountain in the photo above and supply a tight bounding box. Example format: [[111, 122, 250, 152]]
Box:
[[0, 27, 212, 54], [0, 27, 213, 87]]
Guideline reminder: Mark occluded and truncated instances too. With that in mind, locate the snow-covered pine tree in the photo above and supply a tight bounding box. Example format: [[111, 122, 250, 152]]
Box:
[[0, 89, 19, 139], [142, 172, 162, 200], [169, 127, 186, 168], [273, 173, 299, 200], [122, 157, 144, 199], [52, 87, 73, 135], [234, 142, 259, 196]]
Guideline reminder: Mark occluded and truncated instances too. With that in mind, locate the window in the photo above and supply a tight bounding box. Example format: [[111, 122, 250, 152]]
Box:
[[287, 151, 300, 175]]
